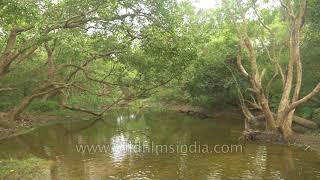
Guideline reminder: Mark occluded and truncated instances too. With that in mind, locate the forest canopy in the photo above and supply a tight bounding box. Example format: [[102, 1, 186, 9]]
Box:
[[0, 0, 319, 140]]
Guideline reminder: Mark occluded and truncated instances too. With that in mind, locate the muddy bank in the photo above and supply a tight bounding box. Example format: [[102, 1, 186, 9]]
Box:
[[0, 111, 91, 140], [0, 102, 242, 139], [295, 133, 320, 151], [242, 129, 320, 152], [161, 102, 243, 120]]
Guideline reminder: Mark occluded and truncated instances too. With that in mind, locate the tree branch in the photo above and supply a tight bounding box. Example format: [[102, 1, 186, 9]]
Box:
[[0, 87, 18, 92], [58, 90, 101, 116], [236, 44, 249, 77], [287, 83, 320, 113]]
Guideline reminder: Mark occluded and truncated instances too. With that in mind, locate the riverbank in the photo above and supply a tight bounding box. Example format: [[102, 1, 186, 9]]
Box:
[[1, 108, 319, 179], [152, 101, 243, 120], [0, 104, 319, 179], [0, 111, 91, 140], [0, 101, 242, 140], [294, 132, 320, 151], [0, 158, 53, 179], [1, 101, 319, 152], [150, 101, 320, 152]]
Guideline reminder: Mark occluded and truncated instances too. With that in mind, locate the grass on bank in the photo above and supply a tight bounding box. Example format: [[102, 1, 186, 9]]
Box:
[[0, 157, 51, 180]]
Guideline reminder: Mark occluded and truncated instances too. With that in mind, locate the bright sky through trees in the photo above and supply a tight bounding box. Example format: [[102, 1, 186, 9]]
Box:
[[192, 0, 220, 9]]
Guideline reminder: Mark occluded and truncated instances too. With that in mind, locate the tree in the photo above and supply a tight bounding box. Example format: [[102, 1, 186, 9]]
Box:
[[224, 0, 320, 140], [0, 0, 195, 126]]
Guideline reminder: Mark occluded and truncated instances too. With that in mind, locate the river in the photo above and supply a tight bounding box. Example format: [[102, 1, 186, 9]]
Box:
[[0, 110, 319, 179]]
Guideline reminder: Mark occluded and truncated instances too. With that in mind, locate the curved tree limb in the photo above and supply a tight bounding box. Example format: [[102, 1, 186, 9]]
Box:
[[8, 84, 68, 120], [236, 44, 249, 77], [58, 90, 101, 116], [287, 83, 320, 113]]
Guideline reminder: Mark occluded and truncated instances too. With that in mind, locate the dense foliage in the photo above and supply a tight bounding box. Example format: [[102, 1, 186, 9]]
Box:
[[0, 0, 196, 118], [158, 0, 320, 121], [0, 0, 319, 124]]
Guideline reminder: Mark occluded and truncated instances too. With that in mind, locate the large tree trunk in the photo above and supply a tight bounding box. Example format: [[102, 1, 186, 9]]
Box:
[[41, 42, 57, 102], [280, 113, 294, 140], [8, 95, 35, 121], [0, 30, 18, 78], [230, 0, 319, 141], [6, 84, 63, 122], [259, 94, 277, 131], [0, 28, 38, 79], [275, 0, 308, 140]]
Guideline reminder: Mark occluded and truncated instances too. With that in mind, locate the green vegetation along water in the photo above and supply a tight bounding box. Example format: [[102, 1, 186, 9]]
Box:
[[0, 110, 319, 179]]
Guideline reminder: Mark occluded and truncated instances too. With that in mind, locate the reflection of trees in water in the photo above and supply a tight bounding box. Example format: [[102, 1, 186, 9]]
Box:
[[233, 145, 298, 179], [0, 111, 160, 179], [0, 111, 318, 179], [0, 118, 117, 179], [265, 146, 299, 180]]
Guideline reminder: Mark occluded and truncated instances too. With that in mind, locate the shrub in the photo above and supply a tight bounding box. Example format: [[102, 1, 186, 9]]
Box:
[[312, 108, 320, 124], [297, 106, 314, 119], [28, 100, 60, 112]]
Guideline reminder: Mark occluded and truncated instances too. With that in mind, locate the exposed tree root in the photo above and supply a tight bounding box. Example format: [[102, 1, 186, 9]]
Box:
[[242, 129, 320, 152], [242, 129, 287, 143]]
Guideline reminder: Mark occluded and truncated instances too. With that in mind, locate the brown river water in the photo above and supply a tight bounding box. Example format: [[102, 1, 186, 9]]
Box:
[[0, 110, 319, 179]]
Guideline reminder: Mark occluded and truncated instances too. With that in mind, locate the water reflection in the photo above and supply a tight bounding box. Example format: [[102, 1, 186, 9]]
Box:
[[111, 133, 133, 163], [0, 110, 319, 179]]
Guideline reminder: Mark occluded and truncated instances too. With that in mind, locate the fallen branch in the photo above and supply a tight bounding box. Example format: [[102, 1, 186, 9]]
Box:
[[250, 113, 319, 130]]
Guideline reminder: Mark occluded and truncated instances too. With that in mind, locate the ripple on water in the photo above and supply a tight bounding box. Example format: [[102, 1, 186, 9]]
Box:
[[0, 110, 319, 179]]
